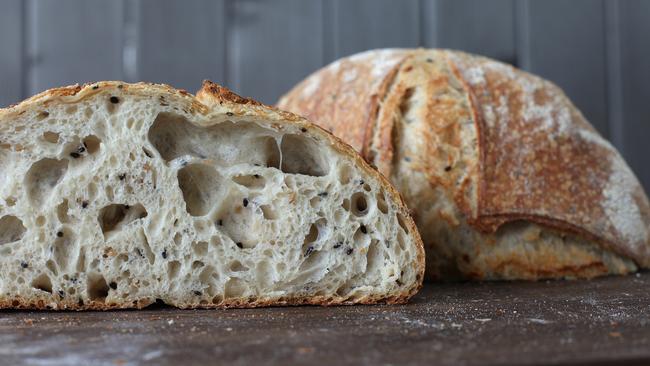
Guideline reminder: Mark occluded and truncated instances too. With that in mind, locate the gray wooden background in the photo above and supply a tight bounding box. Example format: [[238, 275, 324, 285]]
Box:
[[0, 0, 648, 190]]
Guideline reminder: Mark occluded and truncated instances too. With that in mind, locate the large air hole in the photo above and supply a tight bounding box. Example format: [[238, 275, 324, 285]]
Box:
[[53, 228, 75, 271], [178, 164, 221, 216], [137, 229, 155, 265], [42, 131, 60, 144], [365, 240, 382, 275], [25, 158, 68, 207], [148, 113, 281, 167], [192, 241, 208, 257], [56, 199, 70, 223], [260, 205, 278, 220], [83, 135, 101, 154], [98, 203, 148, 236], [224, 278, 247, 298], [376, 192, 388, 214], [302, 223, 319, 257], [31, 274, 53, 293], [353, 224, 370, 247], [168, 261, 181, 279], [351, 192, 369, 217], [396, 212, 408, 232], [64, 135, 101, 160], [280, 134, 328, 176], [87, 272, 109, 301], [0, 215, 26, 245], [229, 260, 248, 272], [232, 174, 266, 189]]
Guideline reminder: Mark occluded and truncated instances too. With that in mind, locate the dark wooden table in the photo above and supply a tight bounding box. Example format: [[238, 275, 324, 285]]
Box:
[[2, 273, 649, 366]]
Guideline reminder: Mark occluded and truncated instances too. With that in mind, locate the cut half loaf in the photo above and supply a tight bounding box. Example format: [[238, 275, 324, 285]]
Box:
[[0, 81, 424, 309], [279, 48, 650, 281]]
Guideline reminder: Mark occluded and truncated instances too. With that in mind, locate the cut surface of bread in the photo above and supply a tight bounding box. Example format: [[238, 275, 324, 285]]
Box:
[[0, 81, 424, 309], [278, 48, 650, 281]]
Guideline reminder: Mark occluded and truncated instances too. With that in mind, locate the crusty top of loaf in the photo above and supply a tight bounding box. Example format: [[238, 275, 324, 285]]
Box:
[[278, 48, 650, 267]]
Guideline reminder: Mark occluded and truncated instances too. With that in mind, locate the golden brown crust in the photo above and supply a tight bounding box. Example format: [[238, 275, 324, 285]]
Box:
[[278, 50, 410, 154], [0, 80, 425, 309], [0, 291, 413, 311], [278, 48, 650, 279], [444, 51, 650, 265]]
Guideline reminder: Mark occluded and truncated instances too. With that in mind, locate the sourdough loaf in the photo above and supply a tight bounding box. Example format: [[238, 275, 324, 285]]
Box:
[[0, 81, 424, 309], [278, 49, 650, 281]]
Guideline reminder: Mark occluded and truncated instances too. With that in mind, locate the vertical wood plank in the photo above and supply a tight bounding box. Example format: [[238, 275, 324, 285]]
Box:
[[422, 0, 516, 65], [0, 0, 24, 106], [330, 0, 419, 60], [617, 0, 650, 190], [28, 0, 124, 95], [136, 0, 226, 93], [227, 0, 324, 104], [518, 0, 609, 136], [605, 0, 624, 152]]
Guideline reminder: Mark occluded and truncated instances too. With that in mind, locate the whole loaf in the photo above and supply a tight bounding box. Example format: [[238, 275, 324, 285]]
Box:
[[279, 49, 650, 281]]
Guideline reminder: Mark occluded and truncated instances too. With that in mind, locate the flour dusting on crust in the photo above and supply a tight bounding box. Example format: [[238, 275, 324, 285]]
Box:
[[603, 156, 649, 250]]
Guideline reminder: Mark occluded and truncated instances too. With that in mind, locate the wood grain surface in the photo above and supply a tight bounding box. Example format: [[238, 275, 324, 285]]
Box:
[[1, 273, 649, 365]]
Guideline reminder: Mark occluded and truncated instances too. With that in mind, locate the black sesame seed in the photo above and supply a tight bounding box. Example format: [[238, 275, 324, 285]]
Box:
[[118, 173, 126, 180], [333, 242, 343, 249], [360, 225, 367, 234], [304, 246, 314, 257], [82, 200, 89, 208], [136, 248, 144, 258], [236, 242, 243, 249], [217, 219, 223, 226], [359, 179, 364, 185], [226, 112, 234, 117], [300, 127, 307, 133], [143, 148, 153, 158], [109, 282, 117, 290], [70, 152, 80, 159], [92, 85, 99, 90], [193, 290, 202, 296], [110, 96, 120, 104], [253, 174, 260, 179], [318, 192, 328, 197], [56, 231, 63, 238], [161, 249, 168, 259], [58, 290, 65, 297], [243, 198, 249, 207], [117, 84, 124, 89], [444, 165, 452, 172], [346, 248, 354, 255], [20, 261, 28, 269]]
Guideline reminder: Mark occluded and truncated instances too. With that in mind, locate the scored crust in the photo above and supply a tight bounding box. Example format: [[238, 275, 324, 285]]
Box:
[[0, 81, 424, 309], [278, 48, 650, 280]]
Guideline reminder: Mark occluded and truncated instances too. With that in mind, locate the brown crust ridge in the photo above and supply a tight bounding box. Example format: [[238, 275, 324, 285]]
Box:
[[0, 80, 425, 309], [278, 48, 650, 276]]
